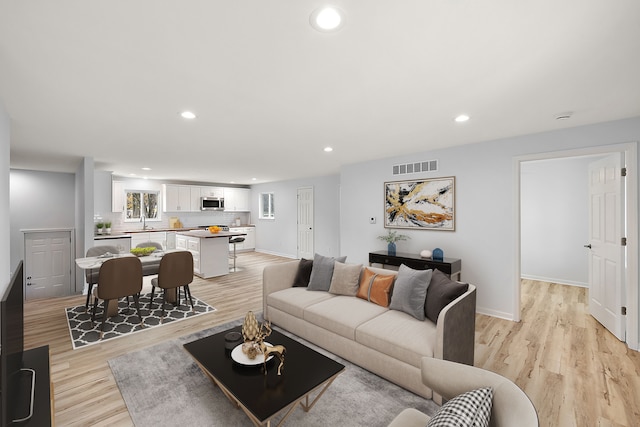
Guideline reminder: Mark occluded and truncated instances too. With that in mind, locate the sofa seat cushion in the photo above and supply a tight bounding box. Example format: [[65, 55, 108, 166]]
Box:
[[267, 288, 335, 318], [356, 309, 437, 367], [304, 296, 388, 340]]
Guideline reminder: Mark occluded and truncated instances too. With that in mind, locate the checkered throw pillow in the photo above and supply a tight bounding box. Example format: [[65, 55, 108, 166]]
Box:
[[427, 387, 493, 427]]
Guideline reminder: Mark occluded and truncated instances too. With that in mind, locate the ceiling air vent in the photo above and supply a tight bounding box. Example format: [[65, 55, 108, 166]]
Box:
[[392, 160, 438, 175]]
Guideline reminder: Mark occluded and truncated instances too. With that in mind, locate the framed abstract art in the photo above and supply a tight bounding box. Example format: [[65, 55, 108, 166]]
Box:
[[384, 177, 455, 231]]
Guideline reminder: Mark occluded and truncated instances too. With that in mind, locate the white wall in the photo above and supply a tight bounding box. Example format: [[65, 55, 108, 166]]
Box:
[[340, 117, 640, 323], [521, 157, 595, 286], [251, 175, 341, 258], [0, 101, 10, 293], [9, 169, 76, 282]]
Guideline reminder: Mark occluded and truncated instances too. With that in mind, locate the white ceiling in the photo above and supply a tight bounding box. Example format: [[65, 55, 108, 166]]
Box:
[[1, 1, 639, 185]]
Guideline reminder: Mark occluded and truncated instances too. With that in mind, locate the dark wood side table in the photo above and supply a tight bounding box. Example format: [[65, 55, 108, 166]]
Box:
[[369, 250, 462, 281]]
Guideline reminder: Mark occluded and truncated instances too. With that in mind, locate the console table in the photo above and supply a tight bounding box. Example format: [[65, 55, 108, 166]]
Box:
[[369, 250, 462, 281]]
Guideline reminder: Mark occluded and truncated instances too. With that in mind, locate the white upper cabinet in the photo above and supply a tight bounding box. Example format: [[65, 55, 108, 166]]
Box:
[[200, 186, 224, 198], [163, 184, 192, 212], [190, 187, 202, 211], [112, 180, 125, 212], [224, 188, 250, 211], [94, 171, 112, 214]]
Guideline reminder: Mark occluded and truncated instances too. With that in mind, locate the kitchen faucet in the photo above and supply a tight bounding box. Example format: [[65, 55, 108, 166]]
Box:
[[140, 214, 147, 230]]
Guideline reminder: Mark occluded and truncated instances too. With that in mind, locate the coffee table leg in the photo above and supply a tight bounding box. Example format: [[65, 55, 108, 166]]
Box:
[[300, 374, 339, 412]]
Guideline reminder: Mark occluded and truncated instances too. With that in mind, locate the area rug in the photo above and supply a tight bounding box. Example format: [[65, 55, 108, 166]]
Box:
[[65, 292, 216, 349], [109, 318, 438, 426]]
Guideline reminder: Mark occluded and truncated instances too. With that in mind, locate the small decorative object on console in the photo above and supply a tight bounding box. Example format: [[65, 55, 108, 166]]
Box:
[[432, 247, 444, 261], [420, 249, 432, 259]]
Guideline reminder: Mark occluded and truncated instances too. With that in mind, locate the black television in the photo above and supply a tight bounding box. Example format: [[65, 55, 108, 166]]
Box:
[[1, 261, 32, 426]]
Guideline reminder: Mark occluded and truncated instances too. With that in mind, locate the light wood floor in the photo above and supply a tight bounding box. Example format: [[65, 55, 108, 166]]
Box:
[[24, 253, 640, 427]]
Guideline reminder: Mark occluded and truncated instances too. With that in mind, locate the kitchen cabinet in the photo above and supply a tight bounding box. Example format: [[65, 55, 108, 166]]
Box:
[[200, 186, 224, 198], [224, 188, 250, 212], [229, 227, 255, 251], [163, 184, 192, 212], [129, 231, 167, 250], [176, 234, 202, 275], [112, 180, 125, 212], [94, 171, 112, 215], [166, 231, 176, 249], [190, 187, 202, 211], [94, 236, 131, 253]]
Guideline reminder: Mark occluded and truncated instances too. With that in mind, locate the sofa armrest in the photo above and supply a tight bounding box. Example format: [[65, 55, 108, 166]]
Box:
[[434, 284, 476, 365], [420, 357, 539, 427], [262, 260, 300, 317]]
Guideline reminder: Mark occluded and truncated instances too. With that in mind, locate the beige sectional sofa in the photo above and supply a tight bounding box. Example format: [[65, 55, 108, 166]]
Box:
[[262, 259, 477, 399]]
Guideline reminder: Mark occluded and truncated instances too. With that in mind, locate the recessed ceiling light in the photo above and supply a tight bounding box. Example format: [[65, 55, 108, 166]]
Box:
[[454, 114, 470, 123], [181, 111, 196, 119], [324, 147, 333, 152], [142, 167, 151, 171], [252, 178, 257, 181], [310, 6, 345, 32]]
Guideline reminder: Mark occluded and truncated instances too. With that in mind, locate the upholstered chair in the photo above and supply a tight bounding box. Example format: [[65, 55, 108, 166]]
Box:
[[388, 357, 538, 427], [150, 251, 195, 322], [84, 245, 120, 311], [91, 256, 144, 339]]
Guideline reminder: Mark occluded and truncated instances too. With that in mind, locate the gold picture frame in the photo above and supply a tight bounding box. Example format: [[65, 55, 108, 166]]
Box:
[[384, 177, 455, 231]]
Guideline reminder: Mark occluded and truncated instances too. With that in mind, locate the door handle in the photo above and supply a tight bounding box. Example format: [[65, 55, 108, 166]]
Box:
[[584, 244, 592, 249]]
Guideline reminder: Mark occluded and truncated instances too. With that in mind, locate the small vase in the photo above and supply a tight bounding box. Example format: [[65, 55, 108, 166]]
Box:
[[106, 228, 111, 235], [387, 242, 396, 256], [97, 228, 103, 235]]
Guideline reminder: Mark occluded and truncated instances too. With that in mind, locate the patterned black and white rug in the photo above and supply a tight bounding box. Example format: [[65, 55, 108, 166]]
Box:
[[65, 292, 216, 349]]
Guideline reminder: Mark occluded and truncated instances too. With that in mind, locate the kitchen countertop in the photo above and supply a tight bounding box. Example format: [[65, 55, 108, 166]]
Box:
[[177, 230, 247, 239]]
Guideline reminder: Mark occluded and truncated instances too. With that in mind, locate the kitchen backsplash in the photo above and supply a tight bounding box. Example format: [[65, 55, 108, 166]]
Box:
[[95, 211, 251, 234]]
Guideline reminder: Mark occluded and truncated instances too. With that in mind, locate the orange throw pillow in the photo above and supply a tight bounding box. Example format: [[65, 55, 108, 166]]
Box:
[[357, 268, 395, 307]]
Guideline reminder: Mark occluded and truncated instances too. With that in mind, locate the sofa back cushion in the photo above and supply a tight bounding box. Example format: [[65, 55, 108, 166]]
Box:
[[329, 262, 363, 296], [356, 268, 395, 307]]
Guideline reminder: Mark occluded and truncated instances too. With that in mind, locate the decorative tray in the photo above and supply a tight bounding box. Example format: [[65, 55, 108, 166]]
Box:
[[231, 343, 274, 366]]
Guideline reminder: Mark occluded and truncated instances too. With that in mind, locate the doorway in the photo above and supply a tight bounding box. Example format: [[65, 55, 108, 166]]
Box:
[[514, 143, 638, 351], [24, 230, 74, 300], [297, 187, 314, 259]]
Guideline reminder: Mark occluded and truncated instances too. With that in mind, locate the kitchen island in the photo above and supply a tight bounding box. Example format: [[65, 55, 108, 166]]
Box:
[[176, 230, 247, 278]]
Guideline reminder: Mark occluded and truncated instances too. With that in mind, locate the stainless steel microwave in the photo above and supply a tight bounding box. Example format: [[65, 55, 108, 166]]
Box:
[[201, 197, 224, 211]]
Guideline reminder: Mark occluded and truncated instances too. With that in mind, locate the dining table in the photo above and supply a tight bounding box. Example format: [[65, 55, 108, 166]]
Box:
[[75, 250, 182, 316]]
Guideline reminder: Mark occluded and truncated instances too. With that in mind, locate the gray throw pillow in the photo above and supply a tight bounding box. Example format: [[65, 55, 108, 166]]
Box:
[[425, 269, 469, 323], [389, 264, 432, 320], [307, 253, 347, 292]]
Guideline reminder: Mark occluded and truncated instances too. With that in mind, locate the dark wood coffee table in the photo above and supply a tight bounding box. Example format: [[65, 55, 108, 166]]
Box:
[[183, 326, 345, 427]]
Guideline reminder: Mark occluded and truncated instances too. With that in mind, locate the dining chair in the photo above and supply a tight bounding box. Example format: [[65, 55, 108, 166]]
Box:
[[91, 256, 144, 338], [135, 241, 164, 276], [150, 251, 195, 322], [84, 245, 119, 311]]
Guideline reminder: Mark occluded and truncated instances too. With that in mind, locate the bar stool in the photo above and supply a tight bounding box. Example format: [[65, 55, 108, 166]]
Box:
[[229, 237, 245, 271]]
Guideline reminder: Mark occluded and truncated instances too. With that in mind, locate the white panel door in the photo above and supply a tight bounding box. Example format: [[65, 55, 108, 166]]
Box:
[[24, 231, 72, 300], [587, 153, 625, 341], [297, 187, 314, 260]]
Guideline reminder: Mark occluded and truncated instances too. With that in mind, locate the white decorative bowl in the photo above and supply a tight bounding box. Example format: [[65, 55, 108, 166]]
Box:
[[420, 250, 432, 259]]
